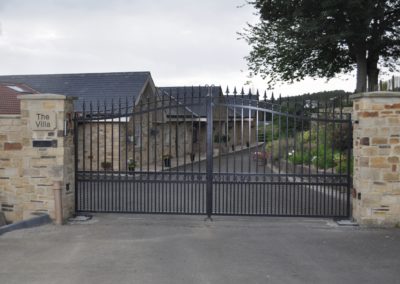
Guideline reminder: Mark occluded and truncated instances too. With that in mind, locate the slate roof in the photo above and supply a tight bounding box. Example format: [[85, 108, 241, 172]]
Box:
[[0, 83, 39, 115], [0, 72, 152, 111]]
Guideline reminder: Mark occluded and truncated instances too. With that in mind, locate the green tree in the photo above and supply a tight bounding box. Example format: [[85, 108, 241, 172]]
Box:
[[241, 0, 400, 93]]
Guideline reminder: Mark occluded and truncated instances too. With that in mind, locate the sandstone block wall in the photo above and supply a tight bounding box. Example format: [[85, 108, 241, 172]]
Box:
[[352, 92, 400, 226], [0, 94, 75, 223]]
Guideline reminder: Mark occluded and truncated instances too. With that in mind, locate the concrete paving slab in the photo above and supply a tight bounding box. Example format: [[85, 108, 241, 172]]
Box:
[[0, 214, 399, 284]]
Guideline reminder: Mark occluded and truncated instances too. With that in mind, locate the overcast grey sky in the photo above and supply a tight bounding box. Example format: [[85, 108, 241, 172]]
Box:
[[0, 0, 358, 96]]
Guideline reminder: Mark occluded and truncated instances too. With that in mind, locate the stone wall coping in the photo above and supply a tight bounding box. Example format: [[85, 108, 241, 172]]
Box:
[[17, 94, 78, 101], [0, 114, 21, 119], [350, 91, 400, 100]]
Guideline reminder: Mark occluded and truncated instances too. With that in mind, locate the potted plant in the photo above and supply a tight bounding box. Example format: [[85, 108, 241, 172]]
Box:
[[163, 154, 172, 167], [128, 159, 136, 171]]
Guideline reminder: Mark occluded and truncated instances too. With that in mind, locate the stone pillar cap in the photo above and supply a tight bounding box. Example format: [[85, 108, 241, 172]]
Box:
[[350, 91, 400, 100], [18, 94, 78, 100]]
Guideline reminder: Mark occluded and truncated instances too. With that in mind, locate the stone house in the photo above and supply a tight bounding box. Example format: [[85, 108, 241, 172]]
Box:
[[157, 86, 225, 160]]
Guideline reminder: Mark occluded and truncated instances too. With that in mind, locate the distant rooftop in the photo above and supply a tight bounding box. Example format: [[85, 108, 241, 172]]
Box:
[[0, 72, 153, 111], [0, 83, 39, 115]]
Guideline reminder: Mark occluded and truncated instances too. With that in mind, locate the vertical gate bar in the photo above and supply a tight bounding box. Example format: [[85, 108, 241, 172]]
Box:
[[197, 86, 201, 175], [206, 87, 214, 218], [271, 102, 275, 215], [330, 100, 335, 215], [263, 92, 267, 214], [190, 87, 195, 213], [248, 90, 252, 176], [277, 100, 282, 214], [225, 88, 229, 214], [218, 92, 222, 214], [147, 95, 150, 213], [308, 96, 314, 215], [161, 90, 165, 212], [111, 99, 114, 173], [240, 89, 244, 214], [96, 101, 100, 211], [138, 98, 142, 212], [300, 97, 305, 215], [89, 102, 93, 211], [82, 101, 86, 173], [132, 96, 136, 212], [74, 112, 79, 211], [147, 95, 151, 212], [255, 93, 260, 214], [183, 87, 187, 213], [292, 98, 297, 215], [154, 95, 158, 212], [167, 89, 172, 212], [89, 102, 93, 174], [200, 87, 203, 214], [315, 99, 320, 215], [118, 98, 121, 174], [323, 100, 328, 215], [139, 94, 143, 176], [346, 116, 352, 217], [255, 92, 259, 176], [103, 101, 107, 211], [285, 101, 289, 215], [233, 88, 237, 181], [125, 97, 129, 211], [118, 98, 122, 211], [175, 89, 179, 213], [82, 101, 87, 211], [241, 89, 244, 175], [111, 100, 115, 211], [338, 94, 344, 215]]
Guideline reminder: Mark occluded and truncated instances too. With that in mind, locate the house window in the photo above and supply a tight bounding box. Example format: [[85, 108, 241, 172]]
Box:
[[134, 125, 141, 147]]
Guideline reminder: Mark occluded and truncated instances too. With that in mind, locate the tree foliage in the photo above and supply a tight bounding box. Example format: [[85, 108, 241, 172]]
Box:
[[241, 0, 400, 92]]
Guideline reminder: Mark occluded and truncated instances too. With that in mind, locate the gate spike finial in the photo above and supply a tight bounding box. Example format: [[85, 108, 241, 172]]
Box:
[[225, 86, 229, 95], [248, 88, 252, 97], [240, 87, 244, 98], [271, 92, 275, 102], [233, 87, 237, 97], [263, 91, 267, 102]]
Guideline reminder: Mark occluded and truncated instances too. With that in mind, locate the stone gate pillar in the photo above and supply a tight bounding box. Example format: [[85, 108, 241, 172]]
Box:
[[352, 92, 400, 226], [18, 94, 76, 222]]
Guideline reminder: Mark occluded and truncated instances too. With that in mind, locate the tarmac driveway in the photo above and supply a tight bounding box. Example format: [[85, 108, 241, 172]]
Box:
[[1, 214, 399, 284]]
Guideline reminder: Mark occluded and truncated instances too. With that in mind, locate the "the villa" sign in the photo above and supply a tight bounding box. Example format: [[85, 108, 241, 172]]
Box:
[[31, 111, 57, 131]]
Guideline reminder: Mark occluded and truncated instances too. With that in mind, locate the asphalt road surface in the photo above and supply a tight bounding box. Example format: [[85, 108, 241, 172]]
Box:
[[1, 215, 399, 284]]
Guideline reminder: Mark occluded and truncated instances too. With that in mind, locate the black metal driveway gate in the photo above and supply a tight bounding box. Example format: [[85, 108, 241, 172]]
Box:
[[75, 87, 352, 218]]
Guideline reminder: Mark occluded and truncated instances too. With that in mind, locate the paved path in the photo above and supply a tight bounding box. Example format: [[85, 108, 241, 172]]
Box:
[[1, 214, 399, 284]]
